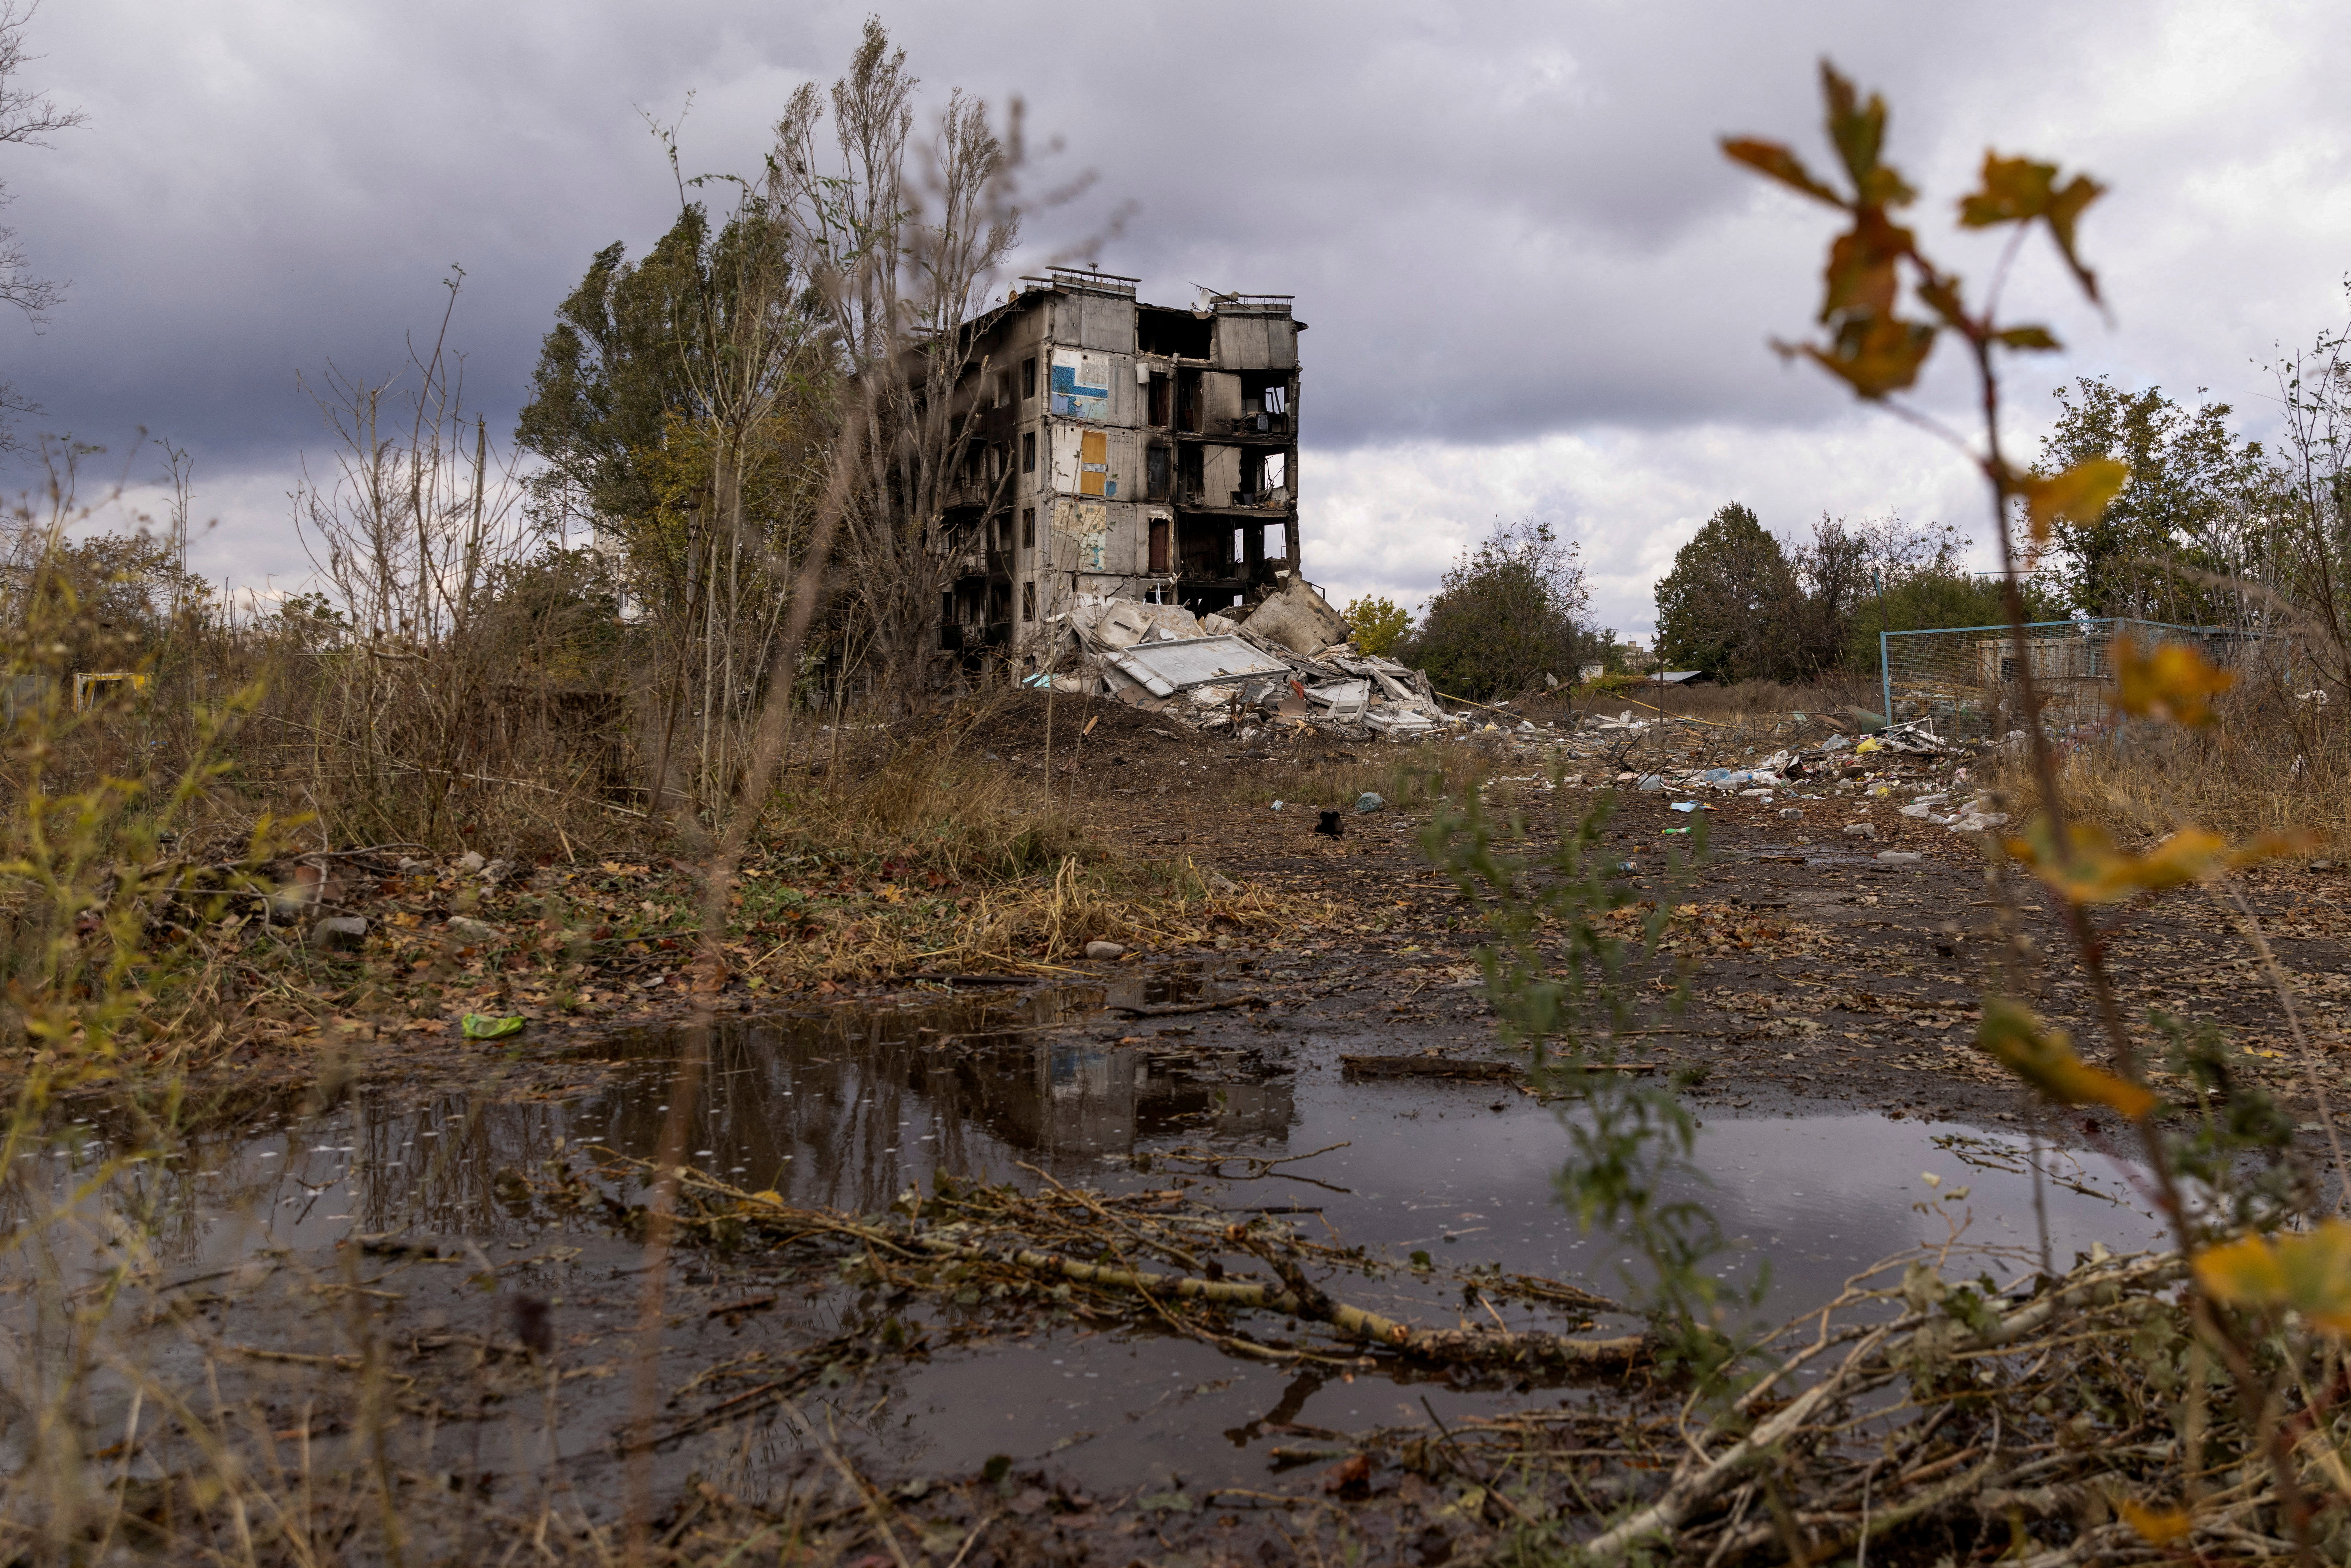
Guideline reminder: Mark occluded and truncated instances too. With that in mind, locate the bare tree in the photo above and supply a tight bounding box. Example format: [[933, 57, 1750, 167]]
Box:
[[0, 0, 83, 447], [770, 20, 1027, 697], [292, 273, 531, 842]]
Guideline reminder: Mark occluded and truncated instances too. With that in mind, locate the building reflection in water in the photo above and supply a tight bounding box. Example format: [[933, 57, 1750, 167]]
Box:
[[13, 980, 1297, 1265]]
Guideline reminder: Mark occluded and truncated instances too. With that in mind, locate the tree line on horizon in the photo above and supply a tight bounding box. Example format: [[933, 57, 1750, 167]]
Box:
[[1346, 365, 2343, 695]]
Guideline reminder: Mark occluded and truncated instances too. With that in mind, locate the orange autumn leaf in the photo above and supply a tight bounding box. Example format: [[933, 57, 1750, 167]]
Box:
[[1816, 62, 1915, 209], [2193, 1220, 2351, 1335], [1786, 313, 1937, 400], [2013, 459, 2127, 544], [1976, 999, 2156, 1119], [2114, 1498, 2193, 1547], [1957, 152, 2106, 302], [2110, 636, 2235, 726], [2003, 819, 2306, 906], [1720, 138, 1846, 208]]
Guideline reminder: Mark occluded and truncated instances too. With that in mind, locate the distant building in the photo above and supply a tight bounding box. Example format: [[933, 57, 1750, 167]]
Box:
[[935, 269, 1303, 664]]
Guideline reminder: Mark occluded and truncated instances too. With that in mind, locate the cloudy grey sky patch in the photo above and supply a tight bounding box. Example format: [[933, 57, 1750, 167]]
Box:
[[4, 0, 2347, 638]]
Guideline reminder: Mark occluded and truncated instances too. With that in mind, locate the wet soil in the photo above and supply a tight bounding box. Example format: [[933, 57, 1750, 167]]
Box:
[[22, 977, 2157, 1559], [17, 699, 2349, 1561]]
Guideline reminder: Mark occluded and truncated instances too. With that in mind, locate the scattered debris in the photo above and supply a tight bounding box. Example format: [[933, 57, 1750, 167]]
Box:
[[308, 915, 367, 951], [1048, 583, 1458, 741], [443, 915, 498, 946]]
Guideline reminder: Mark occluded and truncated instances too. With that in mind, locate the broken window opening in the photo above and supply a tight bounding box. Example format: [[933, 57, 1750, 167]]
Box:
[[1145, 444, 1170, 501], [1136, 305, 1211, 359], [1148, 373, 1172, 427], [1021, 507, 1036, 549], [996, 371, 1014, 409], [1238, 371, 1292, 434], [1148, 517, 1170, 573], [1022, 430, 1036, 473], [1021, 580, 1036, 621], [1021, 356, 1037, 400]]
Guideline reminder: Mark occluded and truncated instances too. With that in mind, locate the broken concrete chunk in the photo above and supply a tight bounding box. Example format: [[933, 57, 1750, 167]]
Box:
[[1843, 823, 1879, 840], [458, 849, 487, 874], [309, 916, 367, 951], [1084, 940, 1127, 960], [1355, 791, 1385, 813], [1110, 635, 1286, 696], [1239, 578, 1353, 657], [1777, 807, 1804, 819], [443, 916, 498, 946]]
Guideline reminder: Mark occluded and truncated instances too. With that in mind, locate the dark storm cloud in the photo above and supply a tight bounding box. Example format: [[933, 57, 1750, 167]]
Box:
[[0, 0, 2345, 619], [0, 1, 2068, 459]]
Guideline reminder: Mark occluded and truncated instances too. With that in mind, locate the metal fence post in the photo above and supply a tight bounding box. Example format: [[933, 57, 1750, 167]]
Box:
[[1880, 629, 1893, 728]]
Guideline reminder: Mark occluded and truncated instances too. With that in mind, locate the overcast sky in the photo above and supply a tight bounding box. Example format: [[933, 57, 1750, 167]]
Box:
[[4, 0, 2347, 640]]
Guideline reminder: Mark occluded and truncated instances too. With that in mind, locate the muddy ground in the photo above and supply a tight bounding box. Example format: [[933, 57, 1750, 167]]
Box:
[[950, 694, 2351, 1143], [206, 688, 2351, 1131], [13, 692, 2347, 1564]]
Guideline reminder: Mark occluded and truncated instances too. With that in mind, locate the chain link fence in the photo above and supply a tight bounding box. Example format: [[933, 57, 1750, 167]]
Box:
[[1878, 618, 2264, 739]]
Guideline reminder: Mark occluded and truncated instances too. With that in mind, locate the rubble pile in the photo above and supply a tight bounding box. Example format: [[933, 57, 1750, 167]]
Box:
[[1454, 708, 2019, 838], [1036, 580, 1461, 741], [1025, 582, 2035, 834]]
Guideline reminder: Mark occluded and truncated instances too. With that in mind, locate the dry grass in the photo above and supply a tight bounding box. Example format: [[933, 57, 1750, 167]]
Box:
[[1978, 675, 2351, 850], [726, 713, 1335, 980]]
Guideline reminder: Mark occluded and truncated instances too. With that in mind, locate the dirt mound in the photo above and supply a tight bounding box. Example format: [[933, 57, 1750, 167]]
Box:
[[948, 689, 1213, 758]]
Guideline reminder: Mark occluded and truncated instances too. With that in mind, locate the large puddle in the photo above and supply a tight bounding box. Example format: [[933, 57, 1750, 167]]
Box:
[[8, 971, 2166, 1498]]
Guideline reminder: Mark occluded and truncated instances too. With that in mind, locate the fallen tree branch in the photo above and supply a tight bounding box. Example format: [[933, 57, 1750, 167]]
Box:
[[915, 1237, 1649, 1368], [1108, 994, 1266, 1018]]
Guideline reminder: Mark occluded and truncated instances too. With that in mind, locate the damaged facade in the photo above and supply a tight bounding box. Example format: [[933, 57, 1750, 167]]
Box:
[[931, 268, 1463, 739], [937, 269, 1303, 661]]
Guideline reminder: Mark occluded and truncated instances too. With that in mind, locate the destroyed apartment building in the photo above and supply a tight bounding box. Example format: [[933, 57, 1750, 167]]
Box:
[[935, 267, 1454, 739]]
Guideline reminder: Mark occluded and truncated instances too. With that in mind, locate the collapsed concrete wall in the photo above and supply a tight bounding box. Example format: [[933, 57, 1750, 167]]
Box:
[[1034, 580, 1456, 742]]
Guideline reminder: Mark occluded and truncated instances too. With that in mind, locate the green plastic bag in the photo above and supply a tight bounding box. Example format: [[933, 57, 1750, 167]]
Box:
[[462, 1013, 525, 1040]]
